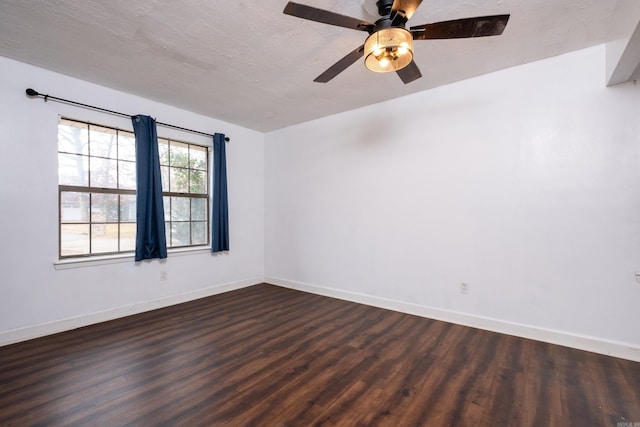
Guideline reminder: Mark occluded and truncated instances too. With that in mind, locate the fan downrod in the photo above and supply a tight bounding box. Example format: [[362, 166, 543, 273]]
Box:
[[376, 0, 394, 17]]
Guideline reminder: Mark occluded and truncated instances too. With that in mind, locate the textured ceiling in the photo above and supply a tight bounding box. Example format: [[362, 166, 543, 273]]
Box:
[[0, 0, 630, 132]]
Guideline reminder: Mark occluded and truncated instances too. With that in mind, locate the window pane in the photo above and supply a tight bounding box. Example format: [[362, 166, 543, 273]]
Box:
[[163, 196, 171, 221], [58, 153, 88, 186], [92, 193, 119, 223], [120, 223, 136, 252], [118, 160, 136, 190], [165, 222, 171, 246], [190, 170, 206, 194], [61, 224, 90, 256], [58, 120, 88, 155], [90, 157, 118, 188], [190, 145, 207, 170], [90, 125, 118, 159], [171, 197, 190, 221], [161, 165, 170, 191], [191, 198, 206, 221], [171, 222, 190, 247], [61, 192, 89, 222], [158, 139, 169, 165], [120, 195, 136, 222], [91, 224, 119, 253], [170, 167, 189, 193], [170, 141, 189, 168], [192, 221, 207, 245], [118, 131, 136, 161]]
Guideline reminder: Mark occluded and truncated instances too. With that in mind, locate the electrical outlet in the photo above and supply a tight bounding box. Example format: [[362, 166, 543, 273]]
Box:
[[635, 272, 640, 283], [460, 282, 470, 294], [160, 271, 168, 281]]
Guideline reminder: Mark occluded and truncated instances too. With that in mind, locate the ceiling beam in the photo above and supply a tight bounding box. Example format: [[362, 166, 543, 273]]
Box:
[[606, 0, 640, 86]]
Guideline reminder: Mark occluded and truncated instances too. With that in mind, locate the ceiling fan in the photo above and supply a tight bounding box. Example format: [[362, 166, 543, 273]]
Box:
[[283, 0, 510, 84]]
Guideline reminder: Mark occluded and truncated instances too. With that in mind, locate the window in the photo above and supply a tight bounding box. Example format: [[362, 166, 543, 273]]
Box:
[[58, 118, 209, 258], [159, 138, 209, 248]]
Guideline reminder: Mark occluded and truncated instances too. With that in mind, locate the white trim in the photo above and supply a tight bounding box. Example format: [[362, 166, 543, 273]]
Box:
[[7, 276, 638, 362], [54, 246, 212, 270], [0, 277, 262, 347], [265, 277, 640, 362]]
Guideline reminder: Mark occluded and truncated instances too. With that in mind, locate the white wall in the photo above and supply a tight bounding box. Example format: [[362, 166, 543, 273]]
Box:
[[0, 56, 265, 344], [265, 45, 640, 359]]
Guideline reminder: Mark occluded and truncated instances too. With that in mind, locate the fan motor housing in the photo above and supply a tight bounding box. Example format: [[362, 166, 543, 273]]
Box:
[[372, 17, 394, 31]]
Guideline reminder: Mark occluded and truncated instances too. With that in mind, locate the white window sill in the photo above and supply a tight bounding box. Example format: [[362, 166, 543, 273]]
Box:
[[53, 246, 211, 270]]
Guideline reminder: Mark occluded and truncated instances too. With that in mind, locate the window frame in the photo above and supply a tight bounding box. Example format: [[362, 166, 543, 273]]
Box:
[[57, 117, 211, 260], [159, 137, 211, 250]]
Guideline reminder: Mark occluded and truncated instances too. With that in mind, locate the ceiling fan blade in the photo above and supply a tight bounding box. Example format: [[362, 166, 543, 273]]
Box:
[[411, 15, 510, 40], [396, 60, 422, 84], [283, 2, 374, 32], [314, 45, 365, 83], [391, 0, 424, 25]]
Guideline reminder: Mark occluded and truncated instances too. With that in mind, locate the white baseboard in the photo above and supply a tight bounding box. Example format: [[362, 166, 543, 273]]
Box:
[[0, 277, 262, 348], [266, 276, 640, 362], [6, 276, 638, 362]]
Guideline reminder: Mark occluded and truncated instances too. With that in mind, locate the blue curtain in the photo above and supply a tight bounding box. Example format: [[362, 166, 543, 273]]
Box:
[[132, 115, 167, 261], [211, 133, 229, 252]]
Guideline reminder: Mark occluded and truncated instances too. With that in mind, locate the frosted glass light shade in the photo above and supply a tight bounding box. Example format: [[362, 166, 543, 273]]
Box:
[[364, 27, 413, 73]]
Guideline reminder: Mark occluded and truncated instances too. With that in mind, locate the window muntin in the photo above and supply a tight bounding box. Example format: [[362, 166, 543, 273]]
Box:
[[58, 118, 209, 258]]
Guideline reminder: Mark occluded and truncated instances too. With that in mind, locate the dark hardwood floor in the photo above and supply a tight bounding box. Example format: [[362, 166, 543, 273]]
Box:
[[0, 283, 638, 426]]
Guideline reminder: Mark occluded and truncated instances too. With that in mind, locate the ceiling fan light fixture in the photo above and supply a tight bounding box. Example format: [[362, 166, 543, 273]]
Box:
[[364, 27, 413, 73]]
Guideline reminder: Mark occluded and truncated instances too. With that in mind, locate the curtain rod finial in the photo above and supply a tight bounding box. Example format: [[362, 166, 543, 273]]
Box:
[[225, 137, 230, 142], [25, 88, 40, 97]]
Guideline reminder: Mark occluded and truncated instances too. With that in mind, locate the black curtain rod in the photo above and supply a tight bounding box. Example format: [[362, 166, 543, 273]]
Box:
[[25, 88, 230, 142]]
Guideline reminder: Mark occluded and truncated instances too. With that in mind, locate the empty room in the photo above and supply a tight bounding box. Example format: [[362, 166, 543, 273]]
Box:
[[1, 0, 639, 425]]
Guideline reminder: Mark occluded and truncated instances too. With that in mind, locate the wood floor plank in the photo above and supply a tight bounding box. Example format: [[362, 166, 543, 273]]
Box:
[[0, 283, 638, 426]]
